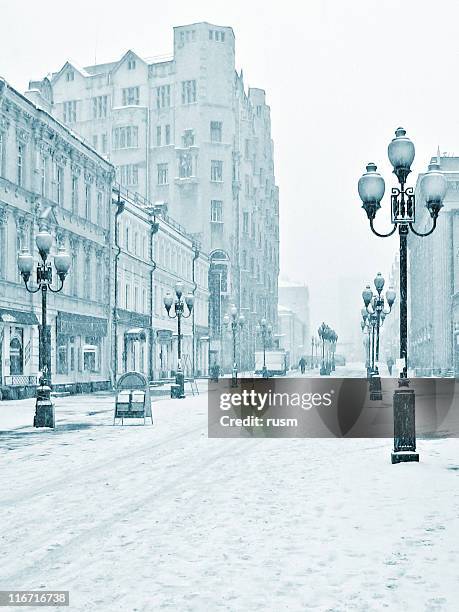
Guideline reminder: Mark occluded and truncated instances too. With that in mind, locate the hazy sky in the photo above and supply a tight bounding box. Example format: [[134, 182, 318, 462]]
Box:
[[1, 0, 457, 333]]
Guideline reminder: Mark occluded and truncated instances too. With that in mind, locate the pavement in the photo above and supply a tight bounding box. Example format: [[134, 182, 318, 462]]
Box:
[[1, 372, 458, 611]]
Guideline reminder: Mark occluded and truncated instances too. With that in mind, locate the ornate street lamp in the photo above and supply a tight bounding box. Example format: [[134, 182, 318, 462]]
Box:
[[318, 322, 332, 375], [18, 229, 71, 428], [257, 318, 272, 378], [224, 305, 245, 387], [358, 127, 447, 463], [164, 282, 194, 399], [362, 274, 396, 400]]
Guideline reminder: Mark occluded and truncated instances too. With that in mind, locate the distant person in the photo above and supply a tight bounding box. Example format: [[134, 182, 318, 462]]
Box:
[[387, 356, 394, 376], [299, 356, 306, 374]]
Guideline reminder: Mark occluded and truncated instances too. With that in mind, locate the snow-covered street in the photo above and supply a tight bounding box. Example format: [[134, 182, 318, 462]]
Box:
[[1, 386, 459, 611]]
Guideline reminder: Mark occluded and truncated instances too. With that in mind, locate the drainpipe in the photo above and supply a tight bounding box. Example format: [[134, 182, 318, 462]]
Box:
[[113, 187, 125, 385], [149, 213, 159, 382], [191, 242, 200, 378]]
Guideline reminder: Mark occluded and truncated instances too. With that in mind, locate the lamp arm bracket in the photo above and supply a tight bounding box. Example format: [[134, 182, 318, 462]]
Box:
[[48, 278, 65, 293], [408, 218, 437, 238], [369, 218, 397, 238], [23, 279, 41, 294]]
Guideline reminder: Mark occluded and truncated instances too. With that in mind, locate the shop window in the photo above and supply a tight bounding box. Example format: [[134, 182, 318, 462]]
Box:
[[9, 333, 23, 375]]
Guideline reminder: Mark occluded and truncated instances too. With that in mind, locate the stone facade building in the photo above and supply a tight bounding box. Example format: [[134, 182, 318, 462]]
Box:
[[0, 78, 114, 398], [114, 185, 209, 381], [29, 21, 279, 370], [409, 154, 459, 376]]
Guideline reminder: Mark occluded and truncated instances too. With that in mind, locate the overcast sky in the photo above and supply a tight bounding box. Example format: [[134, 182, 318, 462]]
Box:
[[1, 0, 456, 334]]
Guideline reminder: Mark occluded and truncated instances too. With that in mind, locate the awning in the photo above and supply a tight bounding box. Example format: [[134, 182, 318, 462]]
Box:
[[0, 308, 39, 325], [125, 328, 146, 341]]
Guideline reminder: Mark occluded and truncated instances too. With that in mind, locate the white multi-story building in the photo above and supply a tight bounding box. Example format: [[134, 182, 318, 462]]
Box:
[[0, 78, 114, 398], [29, 21, 279, 370]]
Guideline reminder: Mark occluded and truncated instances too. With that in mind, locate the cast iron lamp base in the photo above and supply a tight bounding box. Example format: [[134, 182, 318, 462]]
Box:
[[34, 385, 55, 428], [231, 366, 238, 388], [171, 370, 185, 399], [369, 371, 382, 401], [391, 385, 419, 464]]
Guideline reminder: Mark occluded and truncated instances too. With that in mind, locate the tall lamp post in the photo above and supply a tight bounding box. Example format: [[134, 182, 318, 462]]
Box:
[[358, 127, 447, 463], [318, 323, 327, 375], [310, 335, 315, 369], [164, 282, 194, 399], [18, 229, 71, 428], [258, 318, 272, 378], [223, 305, 244, 387]]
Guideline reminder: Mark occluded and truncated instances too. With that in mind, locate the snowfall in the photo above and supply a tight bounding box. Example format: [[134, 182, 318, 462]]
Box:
[[1, 374, 459, 611]]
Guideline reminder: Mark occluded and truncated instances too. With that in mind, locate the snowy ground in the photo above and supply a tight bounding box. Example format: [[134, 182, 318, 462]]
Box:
[[1, 379, 459, 611]]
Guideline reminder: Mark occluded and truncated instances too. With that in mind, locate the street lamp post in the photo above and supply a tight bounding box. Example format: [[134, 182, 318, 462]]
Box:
[[318, 323, 336, 375], [223, 305, 244, 387], [362, 274, 396, 400], [164, 282, 194, 399], [18, 229, 71, 428], [310, 335, 315, 369], [258, 318, 271, 378], [358, 127, 447, 463]]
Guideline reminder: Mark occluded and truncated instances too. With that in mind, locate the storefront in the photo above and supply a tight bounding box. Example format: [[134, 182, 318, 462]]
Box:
[[0, 308, 39, 399], [55, 311, 109, 393], [156, 329, 173, 379], [116, 309, 150, 378]]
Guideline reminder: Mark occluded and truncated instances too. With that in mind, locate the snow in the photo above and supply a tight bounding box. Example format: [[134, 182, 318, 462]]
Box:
[[1, 383, 459, 611]]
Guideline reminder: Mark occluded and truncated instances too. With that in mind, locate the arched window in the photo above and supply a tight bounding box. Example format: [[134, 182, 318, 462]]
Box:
[[10, 335, 23, 375]]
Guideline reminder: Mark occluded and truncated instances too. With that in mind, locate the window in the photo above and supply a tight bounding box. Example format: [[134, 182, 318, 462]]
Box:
[[157, 163, 168, 185], [245, 139, 250, 159], [122, 87, 140, 105], [113, 126, 138, 149], [179, 153, 192, 178], [181, 80, 196, 104], [101, 133, 108, 153], [242, 211, 249, 234], [84, 257, 91, 299], [125, 283, 129, 308], [63, 100, 77, 123], [66, 70, 74, 81], [128, 58, 136, 70], [83, 341, 99, 372], [182, 129, 194, 147], [92, 135, 98, 150], [165, 124, 171, 145], [40, 156, 47, 196], [56, 166, 63, 205], [71, 176, 79, 213], [17, 144, 24, 186], [92, 95, 108, 119], [211, 160, 223, 182], [85, 183, 91, 219], [156, 126, 161, 146], [97, 191, 103, 226], [156, 85, 171, 109], [134, 286, 139, 310], [118, 164, 139, 186], [210, 121, 222, 143], [211, 200, 223, 223], [245, 175, 251, 196], [125, 226, 130, 251], [69, 338, 75, 371]]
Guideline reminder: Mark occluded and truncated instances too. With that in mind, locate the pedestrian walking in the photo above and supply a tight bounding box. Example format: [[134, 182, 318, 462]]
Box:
[[299, 356, 306, 374], [386, 356, 394, 376]]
